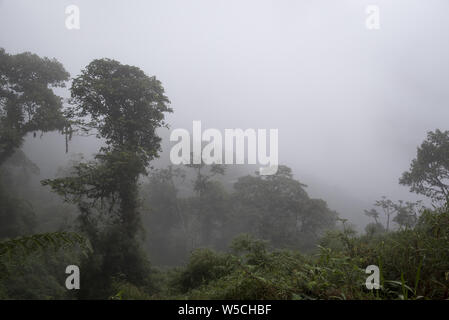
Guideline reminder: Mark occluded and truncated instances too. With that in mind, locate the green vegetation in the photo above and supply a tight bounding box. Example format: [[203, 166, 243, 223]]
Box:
[[0, 48, 448, 300], [147, 205, 448, 300], [0, 48, 70, 165]]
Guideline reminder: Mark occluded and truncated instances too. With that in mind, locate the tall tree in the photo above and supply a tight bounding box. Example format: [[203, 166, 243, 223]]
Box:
[[43, 58, 172, 298], [0, 48, 69, 165], [374, 196, 396, 232], [400, 129, 449, 203]]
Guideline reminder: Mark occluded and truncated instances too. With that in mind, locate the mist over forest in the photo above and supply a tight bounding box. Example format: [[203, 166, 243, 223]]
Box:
[[1, 1, 449, 301]]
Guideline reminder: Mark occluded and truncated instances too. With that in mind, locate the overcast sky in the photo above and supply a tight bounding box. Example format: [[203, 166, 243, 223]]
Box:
[[1, 0, 448, 227]]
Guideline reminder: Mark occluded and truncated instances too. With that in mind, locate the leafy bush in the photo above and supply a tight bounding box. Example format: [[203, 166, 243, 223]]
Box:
[[158, 207, 449, 300]]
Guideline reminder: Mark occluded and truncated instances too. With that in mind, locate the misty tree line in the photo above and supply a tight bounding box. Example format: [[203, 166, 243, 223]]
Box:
[[0, 48, 337, 298], [1, 48, 449, 299], [143, 163, 337, 266]]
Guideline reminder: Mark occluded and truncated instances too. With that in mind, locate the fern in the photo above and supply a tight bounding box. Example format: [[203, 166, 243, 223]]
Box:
[[0, 232, 91, 259]]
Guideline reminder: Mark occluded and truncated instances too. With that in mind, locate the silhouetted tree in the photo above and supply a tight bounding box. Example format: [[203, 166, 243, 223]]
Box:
[[42, 58, 171, 298], [400, 129, 449, 203], [0, 48, 69, 165]]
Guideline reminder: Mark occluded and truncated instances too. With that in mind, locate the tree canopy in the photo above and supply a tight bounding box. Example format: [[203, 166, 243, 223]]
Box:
[[0, 48, 69, 164], [42, 58, 172, 298], [400, 129, 449, 202]]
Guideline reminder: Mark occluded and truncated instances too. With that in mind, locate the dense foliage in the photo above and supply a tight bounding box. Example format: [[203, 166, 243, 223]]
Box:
[[0, 48, 69, 165], [0, 48, 448, 300], [41, 58, 172, 298], [150, 206, 449, 300]]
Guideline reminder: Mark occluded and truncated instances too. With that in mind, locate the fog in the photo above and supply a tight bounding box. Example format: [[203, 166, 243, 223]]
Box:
[[1, 0, 449, 228]]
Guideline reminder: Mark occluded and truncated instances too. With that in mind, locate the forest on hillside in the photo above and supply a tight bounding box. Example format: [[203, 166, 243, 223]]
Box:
[[1, 47, 448, 300]]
